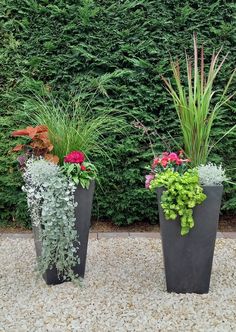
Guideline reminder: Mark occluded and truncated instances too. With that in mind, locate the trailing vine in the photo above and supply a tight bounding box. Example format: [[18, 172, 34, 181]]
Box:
[[23, 158, 80, 282], [150, 169, 206, 235]]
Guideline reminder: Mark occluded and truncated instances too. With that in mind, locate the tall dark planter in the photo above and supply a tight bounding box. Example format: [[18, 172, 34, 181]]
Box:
[[33, 181, 95, 285], [73, 181, 95, 278], [157, 185, 223, 294]]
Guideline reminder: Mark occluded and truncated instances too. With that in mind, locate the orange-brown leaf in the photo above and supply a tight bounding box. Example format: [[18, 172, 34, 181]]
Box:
[[31, 136, 53, 151], [30, 140, 47, 150], [47, 143, 54, 151], [12, 129, 30, 137], [36, 132, 49, 143], [12, 125, 48, 138], [45, 154, 59, 164], [12, 144, 24, 152], [27, 127, 38, 139], [35, 125, 48, 133]]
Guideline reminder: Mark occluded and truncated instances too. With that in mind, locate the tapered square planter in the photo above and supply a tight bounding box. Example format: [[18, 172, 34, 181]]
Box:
[[33, 181, 95, 285], [157, 185, 223, 294]]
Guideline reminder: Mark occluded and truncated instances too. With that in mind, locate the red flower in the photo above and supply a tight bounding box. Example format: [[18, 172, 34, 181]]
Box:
[[152, 151, 190, 169], [81, 165, 86, 171], [161, 157, 168, 167], [64, 151, 85, 164], [175, 159, 183, 165], [152, 158, 160, 169]]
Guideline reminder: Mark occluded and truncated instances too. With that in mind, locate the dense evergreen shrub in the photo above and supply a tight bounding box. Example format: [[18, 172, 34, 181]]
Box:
[[0, 0, 235, 226]]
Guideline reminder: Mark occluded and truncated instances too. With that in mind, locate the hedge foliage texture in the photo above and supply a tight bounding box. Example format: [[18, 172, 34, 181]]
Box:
[[0, 0, 235, 226]]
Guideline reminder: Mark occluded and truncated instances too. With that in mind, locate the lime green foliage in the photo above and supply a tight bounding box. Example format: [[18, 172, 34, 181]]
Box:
[[163, 35, 235, 166], [150, 169, 206, 235], [1, 0, 236, 226]]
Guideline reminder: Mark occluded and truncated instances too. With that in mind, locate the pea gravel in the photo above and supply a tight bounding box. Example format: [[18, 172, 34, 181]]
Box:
[[0, 237, 236, 332]]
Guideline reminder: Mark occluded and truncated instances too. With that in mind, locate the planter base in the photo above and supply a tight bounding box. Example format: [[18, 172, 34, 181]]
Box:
[[157, 186, 223, 294]]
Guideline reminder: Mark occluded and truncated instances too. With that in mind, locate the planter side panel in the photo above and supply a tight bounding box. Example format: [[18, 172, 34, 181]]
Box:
[[73, 181, 95, 278], [157, 186, 223, 294]]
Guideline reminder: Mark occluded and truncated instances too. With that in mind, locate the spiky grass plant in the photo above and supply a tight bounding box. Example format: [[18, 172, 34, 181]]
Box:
[[162, 35, 235, 166], [23, 96, 127, 164]]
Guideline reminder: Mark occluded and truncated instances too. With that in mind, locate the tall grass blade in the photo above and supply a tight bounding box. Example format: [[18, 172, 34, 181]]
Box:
[[162, 35, 235, 165], [23, 95, 128, 164]]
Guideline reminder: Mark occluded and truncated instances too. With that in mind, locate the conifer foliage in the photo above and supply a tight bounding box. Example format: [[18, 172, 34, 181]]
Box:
[[0, 0, 235, 226]]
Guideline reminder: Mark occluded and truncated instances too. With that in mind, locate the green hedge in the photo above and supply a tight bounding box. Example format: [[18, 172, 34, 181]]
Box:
[[0, 0, 235, 227]]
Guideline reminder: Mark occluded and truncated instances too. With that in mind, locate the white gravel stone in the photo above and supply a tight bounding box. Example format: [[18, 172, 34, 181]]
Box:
[[0, 237, 235, 332]]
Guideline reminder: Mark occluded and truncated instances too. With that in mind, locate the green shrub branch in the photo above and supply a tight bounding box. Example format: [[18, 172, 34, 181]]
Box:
[[0, 0, 235, 226]]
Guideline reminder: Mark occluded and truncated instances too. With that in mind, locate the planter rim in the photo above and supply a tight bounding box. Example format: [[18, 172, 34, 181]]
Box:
[[75, 180, 95, 190], [200, 184, 223, 188], [157, 184, 223, 190]]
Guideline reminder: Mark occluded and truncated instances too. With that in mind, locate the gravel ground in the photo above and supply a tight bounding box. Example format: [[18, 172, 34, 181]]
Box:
[[0, 238, 236, 332]]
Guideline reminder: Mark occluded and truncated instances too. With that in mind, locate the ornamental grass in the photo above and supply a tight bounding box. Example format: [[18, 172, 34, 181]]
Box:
[[162, 34, 235, 166], [23, 96, 127, 164]]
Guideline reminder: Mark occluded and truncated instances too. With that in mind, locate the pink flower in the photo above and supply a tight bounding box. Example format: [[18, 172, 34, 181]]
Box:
[[168, 152, 178, 161], [162, 152, 169, 156], [145, 174, 155, 189], [64, 151, 85, 164]]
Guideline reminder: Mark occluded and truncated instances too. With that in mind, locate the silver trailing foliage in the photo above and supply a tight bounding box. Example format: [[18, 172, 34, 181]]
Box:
[[197, 163, 228, 186], [23, 158, 80, 282]]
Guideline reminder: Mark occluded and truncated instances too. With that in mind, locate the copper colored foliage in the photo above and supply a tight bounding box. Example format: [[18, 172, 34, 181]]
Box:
[[12, 125, 48, 138], [11, 125, 59, 164]]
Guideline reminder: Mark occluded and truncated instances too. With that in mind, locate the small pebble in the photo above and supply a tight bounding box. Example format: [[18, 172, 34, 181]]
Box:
[[0, 238, 235, 331]]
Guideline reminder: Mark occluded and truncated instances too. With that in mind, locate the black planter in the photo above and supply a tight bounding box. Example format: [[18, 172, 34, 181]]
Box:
[[157, 185, 223, 294], [33, 181, 95, 285]]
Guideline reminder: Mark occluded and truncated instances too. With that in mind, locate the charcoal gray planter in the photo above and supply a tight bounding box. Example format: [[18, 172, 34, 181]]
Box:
[[33, 181, 95, 285], [157, 185, 223, 294]]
